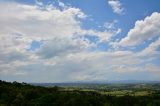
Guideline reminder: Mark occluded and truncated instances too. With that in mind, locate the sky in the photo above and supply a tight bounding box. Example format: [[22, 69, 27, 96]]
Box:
[[0, 0, 160, 83]]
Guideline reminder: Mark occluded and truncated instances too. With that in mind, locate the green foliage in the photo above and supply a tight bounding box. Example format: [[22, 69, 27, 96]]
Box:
[[0, 80, 160, 106]]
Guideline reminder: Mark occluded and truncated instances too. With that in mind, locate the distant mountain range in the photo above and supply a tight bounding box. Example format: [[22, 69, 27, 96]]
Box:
[[30, 80, 160, 87]]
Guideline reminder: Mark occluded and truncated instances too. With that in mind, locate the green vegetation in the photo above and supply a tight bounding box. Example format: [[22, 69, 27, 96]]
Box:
[[0, 80, 160, 106]]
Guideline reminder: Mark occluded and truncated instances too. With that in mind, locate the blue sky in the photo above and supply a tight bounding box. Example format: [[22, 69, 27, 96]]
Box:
[[0, 0, 160, 82]]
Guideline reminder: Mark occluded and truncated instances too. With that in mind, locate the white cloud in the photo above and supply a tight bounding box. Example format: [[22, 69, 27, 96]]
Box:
[[36, 37, 91, 58], [0, 2, 86, 40], [58, 1, 66, 8], [144, 63, 160, 73], [0, 2, 119, 58], [1, 47, 159, 82], [108, 0, 124, 15], [35, 0, 43, 6], [104, 20, 118, 29], [119, 12, 160, 46], [141, 37, 160, 56], [11, 50, 159, 82]]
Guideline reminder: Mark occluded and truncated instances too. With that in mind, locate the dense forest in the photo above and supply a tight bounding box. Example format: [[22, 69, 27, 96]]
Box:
[[0, 80, 160, 106]]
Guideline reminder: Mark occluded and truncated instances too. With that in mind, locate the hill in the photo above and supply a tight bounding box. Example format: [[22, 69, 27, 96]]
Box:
[[0, 80, 160, 106]]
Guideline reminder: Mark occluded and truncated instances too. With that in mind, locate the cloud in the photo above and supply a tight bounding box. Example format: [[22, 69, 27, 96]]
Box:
[[1, 48, 159, 82], [144, 63, 160, 73], [0, 1, 120, 58], [10, 49, 159, 82], [141, 37, 160, 56], [0, 2, 86, 39], [104, 20, 118, 29], [35, 0, 43, 6], [36, 37, 91, 59], [0, 1, 159, 82], [108, 0, 124, 15], [119, 12, 160, 46]]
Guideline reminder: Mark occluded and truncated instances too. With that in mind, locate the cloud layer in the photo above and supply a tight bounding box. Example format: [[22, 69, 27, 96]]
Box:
[[0, 1, 160, 82]]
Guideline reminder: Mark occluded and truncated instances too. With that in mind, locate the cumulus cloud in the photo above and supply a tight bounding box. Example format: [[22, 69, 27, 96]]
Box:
[[108, 0, 124, 15], [119, 12, 160, 46]]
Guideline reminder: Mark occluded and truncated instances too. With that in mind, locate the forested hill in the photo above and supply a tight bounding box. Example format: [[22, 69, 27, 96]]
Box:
[[0, 80, 160, 106]]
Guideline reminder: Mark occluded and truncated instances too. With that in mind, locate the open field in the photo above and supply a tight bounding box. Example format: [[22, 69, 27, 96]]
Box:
[[32, 82, 160, 96]]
